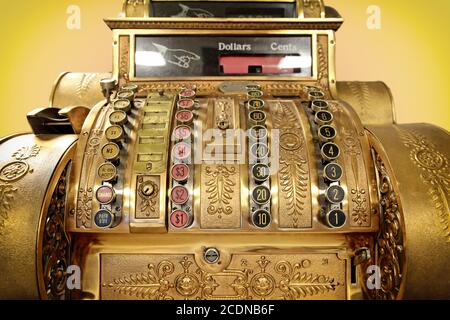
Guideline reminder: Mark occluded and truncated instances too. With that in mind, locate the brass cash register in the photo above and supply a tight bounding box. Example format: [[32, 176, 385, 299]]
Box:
[[0, 0, 448, 300]]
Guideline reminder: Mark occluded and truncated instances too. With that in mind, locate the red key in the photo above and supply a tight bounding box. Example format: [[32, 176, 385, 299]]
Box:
[[179, 89, 196, 99], [177, 99, 195, 110], [171, 163, 190, 183], [171, 185, 190, 205], [175, 110, 194, 125], [170, 210, 191, 229]]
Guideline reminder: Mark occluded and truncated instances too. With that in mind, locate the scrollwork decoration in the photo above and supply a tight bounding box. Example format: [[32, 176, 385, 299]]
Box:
[[104, 261, 175, 300], [103, 255, 344, 300], [0, 184, 17, 233], [275, 260, 341, 300], [370, 149, 406, 300], [0, 144, 40, 233], [42, 164, 71, 300]]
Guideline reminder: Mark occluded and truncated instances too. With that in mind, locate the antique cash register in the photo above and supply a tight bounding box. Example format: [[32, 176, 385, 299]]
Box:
[[0, 0, 448, 300]]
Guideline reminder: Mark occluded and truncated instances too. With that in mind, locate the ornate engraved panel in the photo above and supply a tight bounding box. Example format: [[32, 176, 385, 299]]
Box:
[[119, 35, 130, 85], [137, 82, 329, 98], [370, 148, 406, 300], [76, 107, 109, 229], [399, 129, 450, 241], [204, 98, 240, 157], [303, 0, 324, 18], [101, 253, 346, 300], [0, 144, 40, 233], [42, 164, 71, 300], [200, 165, 241, 229], [341, 82, 371, 121], [331, 103, 371, 227], [0, 183, 17, 233], [270, 101, 312, 228], [317, 35, 330, 92], [12, 145, 41, 161], [135, 175, 160, 219], [74, 73, 98, 100], [214, 98, 235, 130]]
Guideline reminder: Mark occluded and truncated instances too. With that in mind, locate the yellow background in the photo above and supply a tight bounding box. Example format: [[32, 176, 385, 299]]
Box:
[[0, 0, 449, 136]]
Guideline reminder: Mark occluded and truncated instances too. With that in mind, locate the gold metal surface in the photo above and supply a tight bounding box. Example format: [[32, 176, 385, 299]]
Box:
[[330, 101, 374, 229], [336, 81, 396, 125], [367, 124, 450, 299], [101, 252, 346, 300], [135, 175, 161, 219], [122, 0, 328, 19], [50, 72, 112, 108], [200, 165, 242, 229], [59, 106, 91, 134], [74, 233, 350, 300], [129, 92, 175, 233], [269, 100, 312, 228], [0, 134, 77, 299], [0, 0, 448, 301]]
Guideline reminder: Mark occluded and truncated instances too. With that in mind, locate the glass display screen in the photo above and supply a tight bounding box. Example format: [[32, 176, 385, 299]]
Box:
[[150, 1, 297, 18], [135, 36, 312, 78]]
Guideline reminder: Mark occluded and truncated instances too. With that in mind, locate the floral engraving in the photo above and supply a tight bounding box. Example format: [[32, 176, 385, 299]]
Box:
[[400, 129, 450, 240], [205, 165, 236, 219]]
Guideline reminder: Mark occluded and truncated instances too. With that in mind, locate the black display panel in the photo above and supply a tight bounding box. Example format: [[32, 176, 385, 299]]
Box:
[[150, 1, 297, 18], [135, 36, 312, 78]]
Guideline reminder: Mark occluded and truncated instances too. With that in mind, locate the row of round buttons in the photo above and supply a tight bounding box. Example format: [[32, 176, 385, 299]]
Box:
[[247, 85, 272, 229], [94, 84, 138, 229], [304, 86, 346, 229], [170, 84, 197, 229]]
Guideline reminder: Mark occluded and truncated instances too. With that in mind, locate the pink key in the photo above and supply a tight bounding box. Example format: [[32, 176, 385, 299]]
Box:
[[177, 99, 195, 110], [175, 110, 194, 125], [173, 125, 192, 141], [96, 186, 116, 205], [172, 142, 191, 161], [171, 164, 190, 183], [171, 185, 190, 205], [179, 89, 196, 99], [170, 210, 191, 229]]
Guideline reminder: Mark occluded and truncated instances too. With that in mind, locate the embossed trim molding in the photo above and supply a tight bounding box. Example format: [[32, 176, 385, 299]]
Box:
[[105, 19, 343, 31], [136, 82, 327, 96]]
